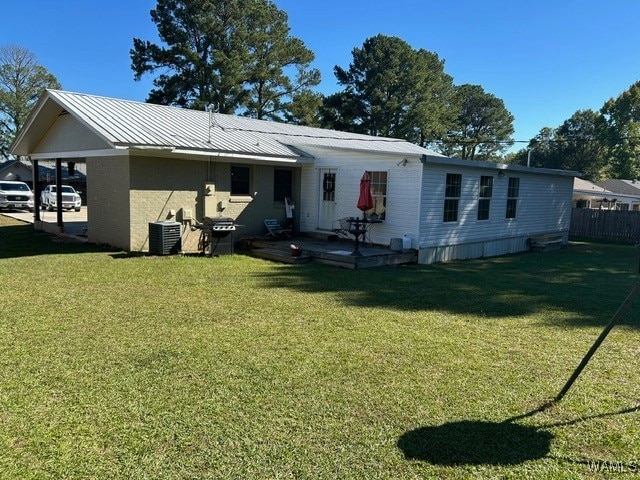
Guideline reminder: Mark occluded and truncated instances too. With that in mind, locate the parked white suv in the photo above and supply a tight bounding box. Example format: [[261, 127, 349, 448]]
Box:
[[40, 185, 82, 212], [0, 181, 34, 212]]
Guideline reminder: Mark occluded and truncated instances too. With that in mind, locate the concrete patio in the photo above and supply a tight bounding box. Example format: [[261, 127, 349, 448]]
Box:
[[1, 209, 88, 240]]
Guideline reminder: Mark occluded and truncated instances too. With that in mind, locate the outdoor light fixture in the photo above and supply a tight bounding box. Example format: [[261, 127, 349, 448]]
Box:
[[396, 158, 408, 167], [498, 171, 506, 178]]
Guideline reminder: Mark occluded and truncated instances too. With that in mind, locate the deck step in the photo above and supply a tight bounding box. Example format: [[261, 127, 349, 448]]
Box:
[[251, 248, 312, 264], [302, 230, 341, 241]]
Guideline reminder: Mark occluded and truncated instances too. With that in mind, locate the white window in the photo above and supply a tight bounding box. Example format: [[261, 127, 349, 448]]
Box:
[[477, 175, 493, 221], [367, 171, 387, 221], [444, 173, 462, 222], [506, 177, 519, 219]]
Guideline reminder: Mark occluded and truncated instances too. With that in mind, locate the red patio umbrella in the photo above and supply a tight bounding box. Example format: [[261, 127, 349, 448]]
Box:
[[357, 171, 374, 218]]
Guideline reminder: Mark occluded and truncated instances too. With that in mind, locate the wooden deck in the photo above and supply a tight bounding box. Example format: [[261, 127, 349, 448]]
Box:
[[242, 232, 417, 269]]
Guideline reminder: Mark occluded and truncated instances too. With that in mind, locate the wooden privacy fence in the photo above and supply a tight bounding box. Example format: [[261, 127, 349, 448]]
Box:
[[571, 208, 640, 243]]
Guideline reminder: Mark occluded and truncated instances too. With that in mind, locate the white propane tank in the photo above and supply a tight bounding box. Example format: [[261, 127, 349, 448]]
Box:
[[402, 234, 411, 251]]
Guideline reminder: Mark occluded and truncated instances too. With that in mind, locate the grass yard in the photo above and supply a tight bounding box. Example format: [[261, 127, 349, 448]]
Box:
[[1, 215, 639, 479]]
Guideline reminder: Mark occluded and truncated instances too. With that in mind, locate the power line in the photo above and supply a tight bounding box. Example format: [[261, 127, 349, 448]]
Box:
[[426, 137, 621, 146]]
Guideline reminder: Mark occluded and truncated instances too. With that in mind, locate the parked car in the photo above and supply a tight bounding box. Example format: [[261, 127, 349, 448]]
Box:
[[0, 181, 34, 211], [40, 185, 82, 212]]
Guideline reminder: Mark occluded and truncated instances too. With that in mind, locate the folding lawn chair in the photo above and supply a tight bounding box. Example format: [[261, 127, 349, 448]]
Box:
[[264, 218, 292, 239]]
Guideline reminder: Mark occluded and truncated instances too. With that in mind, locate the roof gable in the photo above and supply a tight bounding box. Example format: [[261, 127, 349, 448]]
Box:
[[32, 111, 110, 154], [0, 159, 18, 172], [0, 160, 33, 182]]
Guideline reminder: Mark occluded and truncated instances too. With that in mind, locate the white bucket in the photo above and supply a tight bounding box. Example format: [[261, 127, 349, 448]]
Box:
[[402, 235, 411, 251]]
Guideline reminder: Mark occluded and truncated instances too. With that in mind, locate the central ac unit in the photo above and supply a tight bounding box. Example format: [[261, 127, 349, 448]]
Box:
[[149, 221, 182, 255]]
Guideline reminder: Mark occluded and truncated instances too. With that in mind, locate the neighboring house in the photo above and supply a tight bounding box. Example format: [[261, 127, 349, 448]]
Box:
[[595, 179, 640, 210], [36, 162, 87, 204], [0, 159, 33, 183], [11, 90, 577, 264], [37, 162, 86, 183], [573, 178, 640, 211], [0, 158, 85, 185]]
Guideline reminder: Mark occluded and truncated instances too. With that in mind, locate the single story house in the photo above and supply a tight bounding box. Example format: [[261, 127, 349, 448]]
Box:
[[11, 90, 577, 264], [0, 159, 33, 183], [594, 179, 640, 211], [37, 161, 87, 182], [0, 157, 86, 187], [573, 178, 640, 211]]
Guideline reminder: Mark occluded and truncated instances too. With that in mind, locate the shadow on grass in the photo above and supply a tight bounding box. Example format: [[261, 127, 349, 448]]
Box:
[[109, 251, 147, 260], [397, 420, 552, 465], [251, 242, 640, 326], [398, 404, 640, 466], [109, 252, 224, 260], [0, 223, 105, 259]]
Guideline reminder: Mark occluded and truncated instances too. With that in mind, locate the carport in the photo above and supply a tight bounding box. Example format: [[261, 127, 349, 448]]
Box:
[[32, 158, 67, 231], [24, 157, 86, 236], [10, 93, 92, 238]]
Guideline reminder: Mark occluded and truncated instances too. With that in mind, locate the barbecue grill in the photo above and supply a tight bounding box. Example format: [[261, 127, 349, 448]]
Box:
[[193, 216, 237, 255]]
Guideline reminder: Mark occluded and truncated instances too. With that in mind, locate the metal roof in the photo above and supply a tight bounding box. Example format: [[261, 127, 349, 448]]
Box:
[[13, 90, 441, 160], [422, 154, 579, 178]]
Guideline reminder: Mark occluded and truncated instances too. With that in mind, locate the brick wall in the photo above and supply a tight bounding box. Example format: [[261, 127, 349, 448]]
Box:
[[89, 154, 300, 252], [86, 155, 131, 250], [129, 155, 207, 252]]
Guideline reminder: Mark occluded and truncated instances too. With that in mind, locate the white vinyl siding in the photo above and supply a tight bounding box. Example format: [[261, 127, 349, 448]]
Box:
[[298, 146, 422, 245], [418, 163, 573, 258]]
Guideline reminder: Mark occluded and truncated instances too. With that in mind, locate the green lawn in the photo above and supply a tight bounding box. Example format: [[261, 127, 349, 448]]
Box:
[[1, 215, 639, 479]]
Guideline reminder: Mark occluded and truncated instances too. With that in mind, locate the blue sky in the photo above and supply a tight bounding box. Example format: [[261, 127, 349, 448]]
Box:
[[2, 0, 639, 151]]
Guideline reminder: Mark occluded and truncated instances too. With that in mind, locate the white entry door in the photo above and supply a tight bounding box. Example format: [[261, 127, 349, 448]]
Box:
[[318, 168, 337, 230]]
